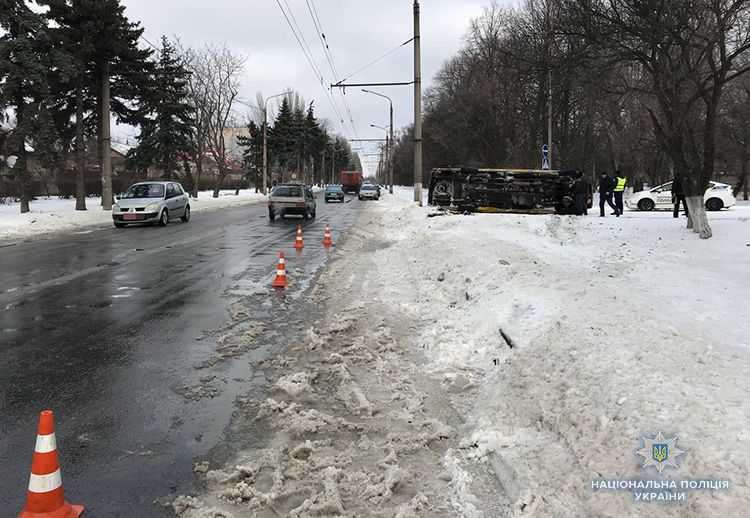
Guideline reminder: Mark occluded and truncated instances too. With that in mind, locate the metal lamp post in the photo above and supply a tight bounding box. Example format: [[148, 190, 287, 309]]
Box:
[[263, 91, 291, 195], [362, 89, 394, 194], [370, 124, 390, 187]]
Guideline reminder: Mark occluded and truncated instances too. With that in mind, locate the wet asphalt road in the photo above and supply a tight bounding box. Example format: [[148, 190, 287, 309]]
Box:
[[0, 192, 363, 516]]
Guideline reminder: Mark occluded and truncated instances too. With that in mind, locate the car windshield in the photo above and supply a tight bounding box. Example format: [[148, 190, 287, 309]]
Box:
[[123, 183, 165, 199], [361, 185, 377, 191], [272, 186, 302, 197], [326, 186, 343, 192]]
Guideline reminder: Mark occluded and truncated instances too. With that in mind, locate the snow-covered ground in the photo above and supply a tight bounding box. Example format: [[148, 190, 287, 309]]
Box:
[[0, 189, 267, 242], [374, 188, 750, 515], [172, 189, 750, 516], [394, 185, 429, 205]]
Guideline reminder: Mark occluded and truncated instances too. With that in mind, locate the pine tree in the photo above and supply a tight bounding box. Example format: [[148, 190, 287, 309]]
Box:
[[44, 0, 100, 210], [238, 121, 263, 192], [40, 0, 96, 210], [291, 104, 307, 178], [127, 37, 193, 181], [0, 0, 65, 213], [269, 96, 295, 176], [333, 135, 354, 175], [44, 0, 152, 210], [303, 103, 325, 184]]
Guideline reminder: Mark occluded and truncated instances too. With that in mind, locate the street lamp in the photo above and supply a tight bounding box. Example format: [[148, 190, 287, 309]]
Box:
[[362, 89, 394, 194], [370, 124, 390, 187], [263, 91, 291, 195]]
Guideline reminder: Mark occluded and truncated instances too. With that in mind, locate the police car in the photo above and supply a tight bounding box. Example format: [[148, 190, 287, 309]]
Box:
[[626, 181, 735, 212]]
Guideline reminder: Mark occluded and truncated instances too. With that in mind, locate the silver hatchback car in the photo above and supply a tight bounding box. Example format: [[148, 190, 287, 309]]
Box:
[[113, 181, 191, 228], [268, 183, 317, 221]]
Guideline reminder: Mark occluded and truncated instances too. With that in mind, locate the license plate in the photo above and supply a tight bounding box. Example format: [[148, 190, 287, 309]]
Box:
[[295, 202, 305, 208], [124, 213, 137, 221]]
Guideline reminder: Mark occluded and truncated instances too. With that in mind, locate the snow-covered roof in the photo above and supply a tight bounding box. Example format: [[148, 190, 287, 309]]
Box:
[[110, 142, 134, 156]]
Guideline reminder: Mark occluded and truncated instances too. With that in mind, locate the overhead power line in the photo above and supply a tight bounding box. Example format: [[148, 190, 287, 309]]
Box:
[[139, 35, 160, 54], [303, 0, 359, 140], [335, 38, 414, 86], [275, 0, 348, 133], [305, 0, 339, 80], [282, 0, 325, 82]]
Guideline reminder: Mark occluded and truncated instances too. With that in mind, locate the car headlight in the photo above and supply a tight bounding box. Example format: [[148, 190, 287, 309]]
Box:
[[145, 202, 159, 212], [112, 204, 121, 213]]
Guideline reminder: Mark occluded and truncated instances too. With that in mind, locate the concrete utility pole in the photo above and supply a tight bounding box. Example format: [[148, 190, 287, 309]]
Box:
[[413, 0, 423, 205], [263, 91, 291, 195], [362, 89, 394, 194], [101, 63, 113, 210], [547, 70, 553, 169], [330, 146, 335, 184], [321, 149, 326, 186], [546, 4, 553, 170]]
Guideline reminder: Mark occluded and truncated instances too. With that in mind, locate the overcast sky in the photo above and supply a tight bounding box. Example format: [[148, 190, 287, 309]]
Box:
[[118, 0, 500, 174]]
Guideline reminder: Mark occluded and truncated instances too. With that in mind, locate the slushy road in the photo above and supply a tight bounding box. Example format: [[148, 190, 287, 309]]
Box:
[[0, 192, 363, 516]]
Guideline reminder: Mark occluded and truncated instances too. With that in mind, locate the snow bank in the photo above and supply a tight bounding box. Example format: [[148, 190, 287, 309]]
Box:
[[368, 189, 750, 515], [0, 189, 267, 242], [167, 188, 748, 516]]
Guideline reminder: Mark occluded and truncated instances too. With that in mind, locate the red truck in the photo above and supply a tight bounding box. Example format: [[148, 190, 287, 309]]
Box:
[[340, 170, 363, 194]]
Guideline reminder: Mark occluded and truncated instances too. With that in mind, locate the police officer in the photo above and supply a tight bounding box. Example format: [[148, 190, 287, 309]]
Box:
[[672, 174, 689, 218], [572, 171, 589, 216], [598, 172, 620, 217], [612, 170, 627, 215]]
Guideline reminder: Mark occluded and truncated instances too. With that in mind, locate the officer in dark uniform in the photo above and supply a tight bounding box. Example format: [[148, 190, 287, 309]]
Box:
[[672, 174, 689, 218], [572, 171, 589, 216], [598, 172, 620, 217]]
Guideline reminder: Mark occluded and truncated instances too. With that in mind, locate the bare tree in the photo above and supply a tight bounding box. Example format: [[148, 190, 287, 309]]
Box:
[[567, 0, 750, 238], [719, 75, 750, 199], [181, 46, 210, 198], [203, 44, 245, 198], [182, 44, 246, 198]]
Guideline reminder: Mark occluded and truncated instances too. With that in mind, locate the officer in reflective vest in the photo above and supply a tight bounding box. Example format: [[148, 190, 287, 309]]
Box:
[[612, 170, 627, 216]]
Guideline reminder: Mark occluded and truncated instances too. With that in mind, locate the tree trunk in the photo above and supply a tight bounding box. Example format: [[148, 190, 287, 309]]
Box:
[[100, 62, 113, 210], [181, 157, 195, 196], [739, 138, 749, 201], [297, 148, 303, 182], [745, 128, 749, 201], [15, 93, 30, 214], [193, 155, 203, 200], [321, 150, 326, 186], [736, 162, 748, 201], [685, 196, 712, 239], [213, 166, 224, 198], [75, 76, 87, 211]]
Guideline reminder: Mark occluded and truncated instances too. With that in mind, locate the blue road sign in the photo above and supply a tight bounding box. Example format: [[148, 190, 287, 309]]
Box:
[[542, 144, 550, 170]]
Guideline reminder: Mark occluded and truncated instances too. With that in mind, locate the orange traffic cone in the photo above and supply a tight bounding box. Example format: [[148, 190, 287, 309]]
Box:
[[322, 224, 333, 246], [294, 226, 305, 250], [272, 251, 288, 288], [18, 410, 84, 518]]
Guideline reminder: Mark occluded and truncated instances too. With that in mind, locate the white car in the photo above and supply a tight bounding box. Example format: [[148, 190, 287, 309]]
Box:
[[113, 181, 191, 227], [358, 184, 380, 201], [626, 181, 735, 212]]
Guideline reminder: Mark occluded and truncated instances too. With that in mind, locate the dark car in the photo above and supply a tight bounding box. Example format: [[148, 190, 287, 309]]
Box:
[[324, 185, 345, 203]]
